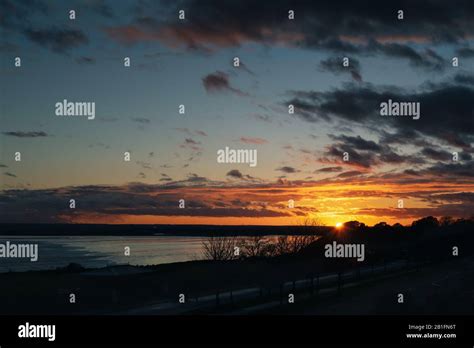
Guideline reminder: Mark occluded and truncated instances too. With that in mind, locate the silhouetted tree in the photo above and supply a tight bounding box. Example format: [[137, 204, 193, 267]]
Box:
[[202, 235, 236, 261], [412, 216, 439, 230]]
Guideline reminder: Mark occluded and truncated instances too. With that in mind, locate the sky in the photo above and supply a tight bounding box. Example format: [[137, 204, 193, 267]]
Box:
[[1, 0, 474, 226]]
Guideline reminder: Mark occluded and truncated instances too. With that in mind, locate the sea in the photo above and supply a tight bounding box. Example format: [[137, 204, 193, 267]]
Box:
[[0, 235, 218, 273], [0, 235, 292, 273]]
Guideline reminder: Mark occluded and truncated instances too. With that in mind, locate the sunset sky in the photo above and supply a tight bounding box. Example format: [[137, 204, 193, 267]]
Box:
[[1, 0, 474, 226]]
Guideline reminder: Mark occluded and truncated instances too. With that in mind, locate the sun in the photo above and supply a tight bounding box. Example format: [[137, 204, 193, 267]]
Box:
[[335, 222, 343, 229]]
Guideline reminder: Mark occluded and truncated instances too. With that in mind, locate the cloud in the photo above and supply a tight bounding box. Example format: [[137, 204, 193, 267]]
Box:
[[315, 166, 343, 173], [184, 138, 201, 145], [236, 61, 255, 76], [226, 169, 243, 178], [329, 134, 381, 151], [239, 137, 268, 145], [131, 117, 151, 124], [454, 73, 474, 86], [202, 71, 248, 96], [3, 172, 16, 178], [0, 180, 298, 223], [456, 47, 474, 58], [423, 161, 474, 178], [75, 56, 95, 64], [421, 147, 452, 161], [286, 82, 474, 149], [370, 42, 444, 71], [1, 170, 473, 223], [2, 131, 48, 138], [23, 27, 88, 53], [195, 130, 208, 136], [321, 134, 423, 169], [175, 128, 208, 137], [322, 145, 377, 168], [160, 173, 172, 182], [136, 161, 152, 170], [320, 57, 362, 81], [276, 166, 300, 174], [104, 0, 474, 67], [337, 170, 363, 178]]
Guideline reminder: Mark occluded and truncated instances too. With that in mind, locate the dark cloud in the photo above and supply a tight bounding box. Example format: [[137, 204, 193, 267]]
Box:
[[226, 169, 243, 178], [286, 82, 474, 148], [329, 134, 381, 151], [337, 170, 363, 178], [421, 147, 452, 161], [2, 131, 48, 138], [322, 134, 423, 168], [403, 161, 474, 180], [320, 57, 362, 81], [202, 71, 248, 96], [453, 73, 474, 86], [3, 172, 16, 178], [75, 56, 95, 64], [431, 192, 474, 203], [315, 166, 343, 173], [425, 161, 474, 178], [237, 61, 255, 76], [184, 138, 201, 145], [186, 173, 208, 183], [370, 42, 444, 71], [24, 27, 88, 53], [456, 47, 474, 58], [0, 181, 295, 223], [276, 166, 300, 173], [323, 144, 377, 168], [105, 0, 474, 71]]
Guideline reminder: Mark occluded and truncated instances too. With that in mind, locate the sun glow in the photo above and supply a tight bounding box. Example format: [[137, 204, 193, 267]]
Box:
[[335, 222, 343, 229]]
